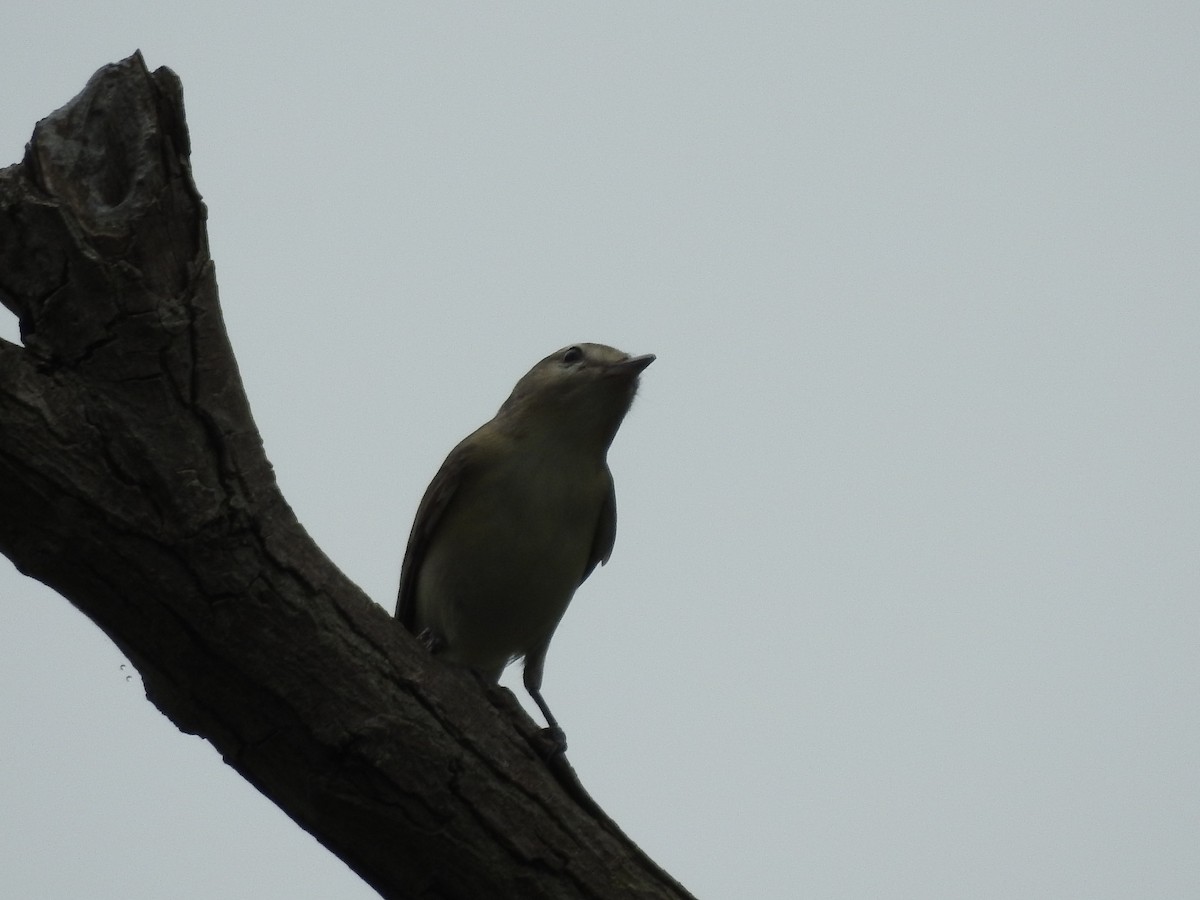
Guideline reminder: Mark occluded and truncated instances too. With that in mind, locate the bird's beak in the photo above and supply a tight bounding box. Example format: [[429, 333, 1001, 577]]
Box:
[[607, 353, 656, 377]]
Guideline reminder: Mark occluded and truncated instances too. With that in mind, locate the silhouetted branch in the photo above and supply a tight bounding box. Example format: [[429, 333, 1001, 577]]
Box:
[[0, 52, 692, 900]]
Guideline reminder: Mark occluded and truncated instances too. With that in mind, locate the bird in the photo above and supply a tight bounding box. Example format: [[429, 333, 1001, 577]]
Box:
[[395, 343, 654, 751]]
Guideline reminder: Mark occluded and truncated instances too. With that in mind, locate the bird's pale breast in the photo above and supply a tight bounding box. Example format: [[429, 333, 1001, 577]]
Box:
[[414, 442, 607, 678]]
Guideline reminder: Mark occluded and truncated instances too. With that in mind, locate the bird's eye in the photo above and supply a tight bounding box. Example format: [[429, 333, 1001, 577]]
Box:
[[562, 346, 583, 365]]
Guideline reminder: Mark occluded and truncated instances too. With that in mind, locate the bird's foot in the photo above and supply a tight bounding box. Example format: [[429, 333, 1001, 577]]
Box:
[[415, 627, 445, 654], [533, 725, 568, 760]]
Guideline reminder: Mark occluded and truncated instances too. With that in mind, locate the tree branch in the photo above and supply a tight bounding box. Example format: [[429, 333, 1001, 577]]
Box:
[[0, 52, 692, 900]]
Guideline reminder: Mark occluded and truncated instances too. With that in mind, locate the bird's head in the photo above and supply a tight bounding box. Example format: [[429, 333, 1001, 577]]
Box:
[[497, 343, 655, 452]]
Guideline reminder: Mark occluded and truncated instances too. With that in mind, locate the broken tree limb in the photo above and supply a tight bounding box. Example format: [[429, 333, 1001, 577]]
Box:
[[0, 52, 692, 900]]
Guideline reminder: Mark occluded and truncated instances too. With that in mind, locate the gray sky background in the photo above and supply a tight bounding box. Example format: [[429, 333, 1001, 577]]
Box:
[[2, 4, 1197, 898]]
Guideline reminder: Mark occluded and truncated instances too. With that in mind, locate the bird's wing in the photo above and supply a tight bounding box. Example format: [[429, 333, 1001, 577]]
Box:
[[581, 468, 617, 583], [395, 438, 474, 630]]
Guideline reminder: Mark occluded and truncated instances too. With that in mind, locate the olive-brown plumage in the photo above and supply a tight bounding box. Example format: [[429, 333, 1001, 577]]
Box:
[[396, 343, 653, 746]]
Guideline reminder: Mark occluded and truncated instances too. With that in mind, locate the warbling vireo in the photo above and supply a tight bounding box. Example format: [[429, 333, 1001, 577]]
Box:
[[395, 343, 654, 749]]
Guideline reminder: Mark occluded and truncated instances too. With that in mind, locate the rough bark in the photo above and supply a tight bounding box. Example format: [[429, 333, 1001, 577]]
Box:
[[0, 52, 692, 900]]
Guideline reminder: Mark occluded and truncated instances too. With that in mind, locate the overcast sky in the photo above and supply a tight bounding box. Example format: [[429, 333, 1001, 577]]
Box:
[[2, 4, 1197, 899]]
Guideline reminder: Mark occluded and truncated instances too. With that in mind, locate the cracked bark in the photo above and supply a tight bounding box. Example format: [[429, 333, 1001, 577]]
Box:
[[0, 53, 693, 900]]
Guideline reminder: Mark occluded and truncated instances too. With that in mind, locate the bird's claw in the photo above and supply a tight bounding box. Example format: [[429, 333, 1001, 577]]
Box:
[[415, 627, 445, 654], [535, 725, 568, 760]]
